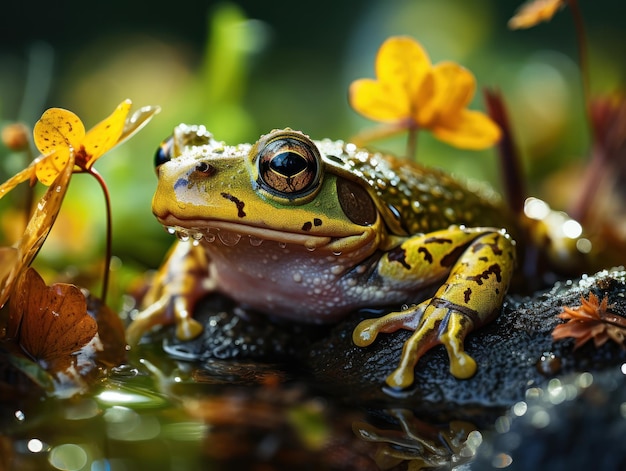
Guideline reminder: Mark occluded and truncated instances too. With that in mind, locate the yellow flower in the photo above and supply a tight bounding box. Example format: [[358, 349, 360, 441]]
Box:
[[349, 36, 500, 151], [0, 100, 159, 196], [508, 0, 566, 30]]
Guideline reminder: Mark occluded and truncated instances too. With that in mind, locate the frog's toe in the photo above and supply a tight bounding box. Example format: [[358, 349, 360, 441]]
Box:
[[175, 317, 204, 341], [126, 296, 169, 346], [439, 312, 477, 379], [384, 320, 440, 389], [352, 318, 380, 346], [448, 352, 477, 379], [353, 305, 427, 347]]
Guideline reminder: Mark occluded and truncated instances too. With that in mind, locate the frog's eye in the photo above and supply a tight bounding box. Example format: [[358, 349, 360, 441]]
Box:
[[154, 136, 174, 169], [256, 134, 321, 199]]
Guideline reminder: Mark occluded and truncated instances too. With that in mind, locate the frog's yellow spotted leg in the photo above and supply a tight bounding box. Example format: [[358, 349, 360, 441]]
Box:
[[126, 241, 214, 345], [353, 227, 516, 389]]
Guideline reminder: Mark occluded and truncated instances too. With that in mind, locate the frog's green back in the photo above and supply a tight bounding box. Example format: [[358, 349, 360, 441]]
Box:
[[316, 138, 514, 237]]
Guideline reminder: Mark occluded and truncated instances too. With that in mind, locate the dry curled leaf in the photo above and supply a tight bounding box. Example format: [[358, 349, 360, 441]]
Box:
[[552, 292, 625, 349], [7, 267, 98, 364]]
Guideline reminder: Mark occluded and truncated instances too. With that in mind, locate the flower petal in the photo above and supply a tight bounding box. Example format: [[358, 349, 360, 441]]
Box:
[[33, 108, 84, 185], [35, 149, 73, 185], [418, 62, 476, 126], [349, 36, 432, 123], [375, 36, 431, 93], [432, 109, 501, 150], [349, 78, 412, 122], [82, 99, 132, 168], [33, 108, 85, 156], [0, 166, 37, 198]]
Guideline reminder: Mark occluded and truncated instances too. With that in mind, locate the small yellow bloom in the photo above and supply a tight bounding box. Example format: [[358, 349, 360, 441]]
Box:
[[0, 100, 159, 196], [508, 0, 565, 30], [349, 36, 500, 151]]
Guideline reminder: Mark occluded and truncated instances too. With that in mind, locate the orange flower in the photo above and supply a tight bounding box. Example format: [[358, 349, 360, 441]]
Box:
[[508, 0, 566, 29], [0, 100, 159, 196], [349, 36, 500, 151]]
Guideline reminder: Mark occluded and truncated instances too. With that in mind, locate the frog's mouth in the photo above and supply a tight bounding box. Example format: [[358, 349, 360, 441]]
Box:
[[159, 215, 373, 253]]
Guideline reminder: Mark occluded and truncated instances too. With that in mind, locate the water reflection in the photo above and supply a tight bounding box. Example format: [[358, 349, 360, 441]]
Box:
[[353, 409, 480, 470], [1, 349, 495, 470]]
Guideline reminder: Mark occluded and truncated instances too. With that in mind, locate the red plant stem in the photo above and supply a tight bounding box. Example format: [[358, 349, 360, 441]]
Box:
[[567, 0, 592, 134], [85, 167, 112, 305], [568, 142, 606, 223], [484, 89, 526, 215]]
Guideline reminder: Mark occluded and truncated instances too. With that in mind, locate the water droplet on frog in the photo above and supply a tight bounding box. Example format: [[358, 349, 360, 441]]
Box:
[[192, 239, 200, 246], [167, 226, 176, 235], [192, 232, 203, 240], [278, 242, 287, 249], [205, 233, 216, 243], [306, 245, 316, 252], [217, 231, 241, 246], [248, 235, 263, 247], [332, 251, 342, 256], [55, 185, 62, 193], [177, 231, 190, 242]]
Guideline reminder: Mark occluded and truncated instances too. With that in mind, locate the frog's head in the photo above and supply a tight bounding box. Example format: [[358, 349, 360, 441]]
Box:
[[152, 125, 388, 254]]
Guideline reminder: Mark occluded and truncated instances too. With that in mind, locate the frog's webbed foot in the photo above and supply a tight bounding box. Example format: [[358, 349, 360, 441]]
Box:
[[354, 301, 477, 389], [353, 229, 516, 390], [126, 293, 205, 346], [125, 241, 211, 346]]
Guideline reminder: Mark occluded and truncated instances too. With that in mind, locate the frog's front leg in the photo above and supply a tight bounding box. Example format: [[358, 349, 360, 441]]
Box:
[[126, 241, 215, 345], [353, 227, 516, 389]]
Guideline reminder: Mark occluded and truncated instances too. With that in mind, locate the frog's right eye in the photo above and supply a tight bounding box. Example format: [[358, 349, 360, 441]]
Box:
[[154, 136, 174, 168], [255, 132, 322, 202]]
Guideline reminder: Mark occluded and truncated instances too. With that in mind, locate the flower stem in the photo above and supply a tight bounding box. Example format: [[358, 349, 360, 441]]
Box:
[[86, 167, 112, 305], [406, 125, 419, 160]]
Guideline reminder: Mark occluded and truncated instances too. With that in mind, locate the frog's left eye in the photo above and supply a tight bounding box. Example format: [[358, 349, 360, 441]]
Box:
[[256, 134, 321, 200], [154, 136, 174, 169]]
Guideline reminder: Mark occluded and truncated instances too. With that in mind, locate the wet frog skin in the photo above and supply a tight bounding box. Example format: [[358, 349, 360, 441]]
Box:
[[127, 124, 518, 389]]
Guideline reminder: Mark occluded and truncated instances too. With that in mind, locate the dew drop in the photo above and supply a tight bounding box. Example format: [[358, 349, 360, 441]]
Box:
[[217, 231, 242, 246], [167, 226, 176, 235], [177, 231, 190, 242], [332, 251, 342, 256], [248, 235, 264, 247], [205, 232, 216, 243]]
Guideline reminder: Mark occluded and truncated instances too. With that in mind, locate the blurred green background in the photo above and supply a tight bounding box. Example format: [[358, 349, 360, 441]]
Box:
[[0, 0, 624, 278]]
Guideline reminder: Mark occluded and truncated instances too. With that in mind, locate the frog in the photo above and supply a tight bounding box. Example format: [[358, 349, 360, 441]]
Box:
[[127, 124, 557, 389]]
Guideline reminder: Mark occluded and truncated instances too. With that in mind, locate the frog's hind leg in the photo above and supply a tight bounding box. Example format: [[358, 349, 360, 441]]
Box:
[[353, 229, 516, 389]]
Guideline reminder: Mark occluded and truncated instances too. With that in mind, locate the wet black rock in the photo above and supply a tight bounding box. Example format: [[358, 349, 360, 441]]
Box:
[[157, 295, 329, 362], [157, 268, 626, 416], [307, 268, 626, 411]]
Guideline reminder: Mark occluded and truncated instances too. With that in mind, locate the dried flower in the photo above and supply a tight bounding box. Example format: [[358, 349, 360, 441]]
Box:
[[552, 292, 626, 349], [508, 0, 566, 30]]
